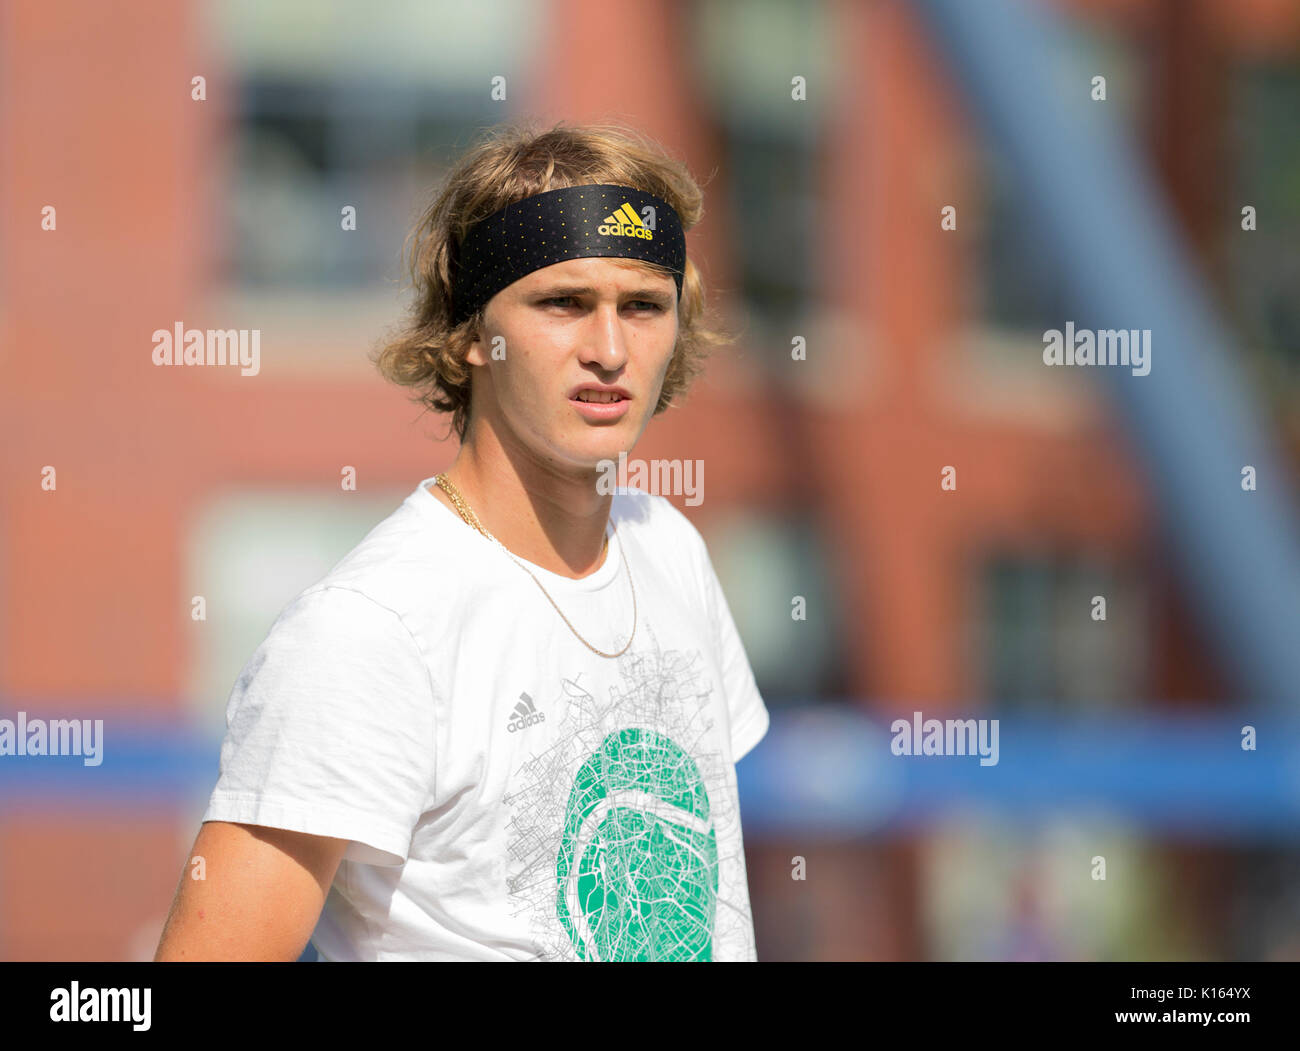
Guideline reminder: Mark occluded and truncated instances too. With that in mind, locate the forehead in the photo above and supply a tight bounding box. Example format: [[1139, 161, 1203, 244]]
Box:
[[513, 256, 675, 291]]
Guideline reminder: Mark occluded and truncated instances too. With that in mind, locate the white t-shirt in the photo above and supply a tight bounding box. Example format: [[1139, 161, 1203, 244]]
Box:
[[202, 475, 770, 961]]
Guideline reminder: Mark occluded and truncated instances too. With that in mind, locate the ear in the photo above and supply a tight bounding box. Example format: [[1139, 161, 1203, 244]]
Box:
[[463, 323, 490, 368]]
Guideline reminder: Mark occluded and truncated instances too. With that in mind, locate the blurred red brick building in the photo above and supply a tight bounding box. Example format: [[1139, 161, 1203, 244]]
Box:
[[1, 0, 1297, 960]]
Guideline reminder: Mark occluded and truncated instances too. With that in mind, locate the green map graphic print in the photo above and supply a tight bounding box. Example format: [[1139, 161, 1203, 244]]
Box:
[[501, 631, 756, 961], [555, 727, 719, 961]]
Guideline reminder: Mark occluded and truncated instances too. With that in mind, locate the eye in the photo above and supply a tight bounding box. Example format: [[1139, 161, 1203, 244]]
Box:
[[541, 295, 578, 307], [626, 300, 664, 312]]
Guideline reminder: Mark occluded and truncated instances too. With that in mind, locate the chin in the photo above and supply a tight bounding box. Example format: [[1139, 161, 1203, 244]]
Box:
[[559, 433, 635, 473]]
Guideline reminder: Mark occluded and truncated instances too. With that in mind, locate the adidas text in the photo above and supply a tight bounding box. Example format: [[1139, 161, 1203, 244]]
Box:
[[508, 711, 546, 732], [508, 692, 545, 733], [597, 222, 653, 239]]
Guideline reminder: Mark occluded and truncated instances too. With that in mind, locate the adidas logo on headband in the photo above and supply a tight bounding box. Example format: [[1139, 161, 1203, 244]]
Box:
[[450, 183, 686, 325], [599, 202, 654, 240]]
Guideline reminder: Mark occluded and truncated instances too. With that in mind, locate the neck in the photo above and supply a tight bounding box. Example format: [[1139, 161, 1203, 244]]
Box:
[[431, 424, 614, 580]]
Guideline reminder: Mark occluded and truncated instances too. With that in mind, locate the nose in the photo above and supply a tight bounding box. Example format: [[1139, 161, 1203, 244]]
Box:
[[577, 298, 630, 373]]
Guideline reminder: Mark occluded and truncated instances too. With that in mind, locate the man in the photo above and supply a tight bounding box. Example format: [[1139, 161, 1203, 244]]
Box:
[[155, 122, 770, 962]]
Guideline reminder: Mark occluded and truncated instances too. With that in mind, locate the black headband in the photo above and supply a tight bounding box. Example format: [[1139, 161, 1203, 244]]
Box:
[[450, 184, 686, 325]]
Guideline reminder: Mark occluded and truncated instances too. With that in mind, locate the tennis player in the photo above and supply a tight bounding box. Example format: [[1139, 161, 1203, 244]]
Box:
[[155, 121, 770, 962]]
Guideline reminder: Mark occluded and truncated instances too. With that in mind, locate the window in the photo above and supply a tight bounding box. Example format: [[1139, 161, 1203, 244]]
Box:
[[720, 124, 820, 361], [967, 20, 1140, 339], [184, 489, 407, 737], [690, 0, 831, 364], [704, 512, 850, 705], [202, 0, 539, 366], [969, 145, 1073, 335], [1228, 61, 1300, 379], [206, 0, 537, 290], [976, 550, 1147, 711], [220, 77, 495, 290]]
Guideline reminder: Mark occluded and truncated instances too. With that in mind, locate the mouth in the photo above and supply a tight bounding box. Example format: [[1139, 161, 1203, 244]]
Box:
[[572, 390, 627, 404], [569, 388, 632, 421]]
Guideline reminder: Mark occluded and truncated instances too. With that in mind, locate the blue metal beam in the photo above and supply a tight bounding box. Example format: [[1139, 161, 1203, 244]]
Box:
[[912, 0, 1300, 708], [4, 711, 1299, 844], [735, 709, 1300, 842]]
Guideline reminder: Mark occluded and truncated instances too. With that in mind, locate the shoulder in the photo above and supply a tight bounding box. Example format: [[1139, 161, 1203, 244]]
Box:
[[609, 487, 711, 598], [293, 486, 476, 622], [255, 584, 419, 669], [609, 486, 707, 552], [229, 581, 436, 727]]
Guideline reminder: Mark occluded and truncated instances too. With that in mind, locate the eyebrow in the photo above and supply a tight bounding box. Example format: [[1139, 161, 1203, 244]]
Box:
[[531, 284, 673, 303]]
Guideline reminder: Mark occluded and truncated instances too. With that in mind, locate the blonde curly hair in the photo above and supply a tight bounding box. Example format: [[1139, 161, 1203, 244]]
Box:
[[371, 120, 733, 442]]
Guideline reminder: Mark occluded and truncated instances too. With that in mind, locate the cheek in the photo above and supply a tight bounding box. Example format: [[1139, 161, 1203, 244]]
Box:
[[495, 333, 566, 411], [655, 337, 677, 383]]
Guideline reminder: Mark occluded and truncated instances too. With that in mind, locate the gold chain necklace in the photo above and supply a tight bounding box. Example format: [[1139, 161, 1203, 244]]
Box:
[[433, 473, 637, 659]]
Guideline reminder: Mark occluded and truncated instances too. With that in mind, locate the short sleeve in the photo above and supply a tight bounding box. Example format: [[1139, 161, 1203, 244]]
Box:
[[688, 522, 771, 762], [202, 585, 438, 867]]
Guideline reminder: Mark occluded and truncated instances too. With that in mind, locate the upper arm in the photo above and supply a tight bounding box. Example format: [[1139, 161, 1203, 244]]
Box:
[[203, 586, 440, 868], [154, 820, 349, 962]]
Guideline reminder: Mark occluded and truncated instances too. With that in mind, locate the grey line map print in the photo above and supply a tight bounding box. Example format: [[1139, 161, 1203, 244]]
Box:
[[502, 627, 755, 961]]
